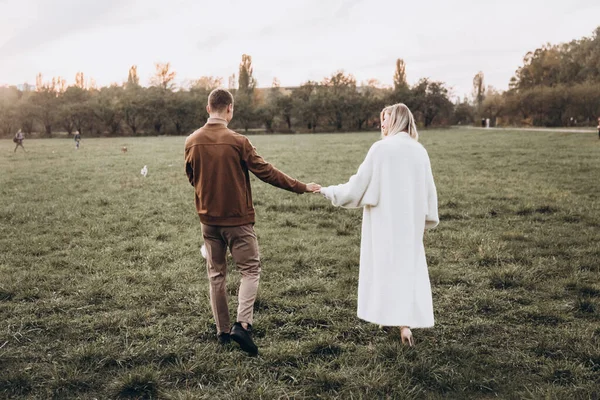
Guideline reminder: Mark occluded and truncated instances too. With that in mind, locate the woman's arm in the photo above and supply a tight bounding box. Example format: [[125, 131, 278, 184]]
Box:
[[320, 143, 380, 208], [425, 154, 439, 229]]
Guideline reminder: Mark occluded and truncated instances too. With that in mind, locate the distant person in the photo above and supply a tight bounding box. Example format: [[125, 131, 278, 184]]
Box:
[[184, 88, 320, 355], [481, 118, 485, 128], [74, 131, 81, 149], [13, 129, 26, 153], [597, 117, 600, 140], [318, 103, 439, 347]]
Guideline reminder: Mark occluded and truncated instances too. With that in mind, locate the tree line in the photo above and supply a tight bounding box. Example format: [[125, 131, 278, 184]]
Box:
[[0, 57, 455, 137], [461, 26, 600, 127], [1, 25, 599, 137]]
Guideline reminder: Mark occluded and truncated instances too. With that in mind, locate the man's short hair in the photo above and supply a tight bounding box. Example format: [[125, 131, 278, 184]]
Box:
[[208, 89, 234, 112]]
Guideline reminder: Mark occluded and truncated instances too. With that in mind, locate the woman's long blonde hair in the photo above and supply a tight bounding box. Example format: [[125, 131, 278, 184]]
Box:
[[380, 103, 418, 140]]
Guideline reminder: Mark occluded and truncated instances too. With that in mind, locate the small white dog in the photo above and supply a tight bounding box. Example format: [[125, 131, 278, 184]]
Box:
[[141, 165, 148, 177], [200, 244, 231, 259]]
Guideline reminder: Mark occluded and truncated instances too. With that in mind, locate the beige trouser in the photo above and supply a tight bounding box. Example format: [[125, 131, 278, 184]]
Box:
[[201, 223, 261, 334]]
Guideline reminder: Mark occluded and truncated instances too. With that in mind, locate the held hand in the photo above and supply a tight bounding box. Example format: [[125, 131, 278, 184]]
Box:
[[305, 183, 321, 193]]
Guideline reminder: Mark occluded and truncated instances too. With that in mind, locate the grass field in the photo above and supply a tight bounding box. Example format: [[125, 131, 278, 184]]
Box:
[[1, 129, 599, 399]]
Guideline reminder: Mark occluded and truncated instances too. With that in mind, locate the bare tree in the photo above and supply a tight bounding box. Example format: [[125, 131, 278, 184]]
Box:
[[127, 65, 140, 89], [191, 76, 223, 91], [228, 73, 236, 91], [75, 72, 85, 89], [149, 62, 176, 90]]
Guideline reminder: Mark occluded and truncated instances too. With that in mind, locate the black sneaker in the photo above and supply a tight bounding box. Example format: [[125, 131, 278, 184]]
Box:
[[230, 322, 258, 355], [217, 332, 231, 345]]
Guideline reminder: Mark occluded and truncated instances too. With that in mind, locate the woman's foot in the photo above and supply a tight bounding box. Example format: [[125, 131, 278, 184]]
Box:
[[400, 326, 414, 347]]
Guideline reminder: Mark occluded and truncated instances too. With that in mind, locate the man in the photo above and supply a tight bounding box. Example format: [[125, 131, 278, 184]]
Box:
[[13, 129, 26, 153], [597, 117, 599, 140], [184, 89, 319, 355]]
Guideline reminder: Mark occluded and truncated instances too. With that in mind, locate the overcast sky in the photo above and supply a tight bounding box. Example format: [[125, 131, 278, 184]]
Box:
[[1, 0, 599, 98]]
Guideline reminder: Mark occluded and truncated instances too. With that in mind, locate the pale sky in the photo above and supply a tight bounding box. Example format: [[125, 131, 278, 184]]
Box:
[[1, 0, 599, 98]]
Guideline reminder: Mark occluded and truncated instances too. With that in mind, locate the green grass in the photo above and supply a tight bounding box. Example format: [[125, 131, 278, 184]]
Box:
[[1, 130, 599, 399]]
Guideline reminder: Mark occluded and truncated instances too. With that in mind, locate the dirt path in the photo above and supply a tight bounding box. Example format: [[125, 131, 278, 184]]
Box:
[[457, 126, 596, 133]]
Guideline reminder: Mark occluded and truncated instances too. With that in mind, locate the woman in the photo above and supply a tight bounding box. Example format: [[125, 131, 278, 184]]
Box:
[[318, 103, 439, 346]]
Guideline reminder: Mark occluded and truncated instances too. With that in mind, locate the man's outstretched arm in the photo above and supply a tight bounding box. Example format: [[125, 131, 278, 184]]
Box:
[[243, 139, 318, 193]]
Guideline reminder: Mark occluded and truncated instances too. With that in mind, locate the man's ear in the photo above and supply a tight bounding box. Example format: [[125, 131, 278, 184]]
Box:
[[228, 103, 233, 113], [206, 105, 211, 114]]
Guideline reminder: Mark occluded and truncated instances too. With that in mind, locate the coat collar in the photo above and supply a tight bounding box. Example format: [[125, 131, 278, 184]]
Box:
[[386, 131, 412, 139], [207, 117, 228, 126]]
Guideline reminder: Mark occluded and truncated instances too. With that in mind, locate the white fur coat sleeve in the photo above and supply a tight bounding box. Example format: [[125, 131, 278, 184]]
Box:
[[320, 143, 380, 208], [425, 155, 439, 229]]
